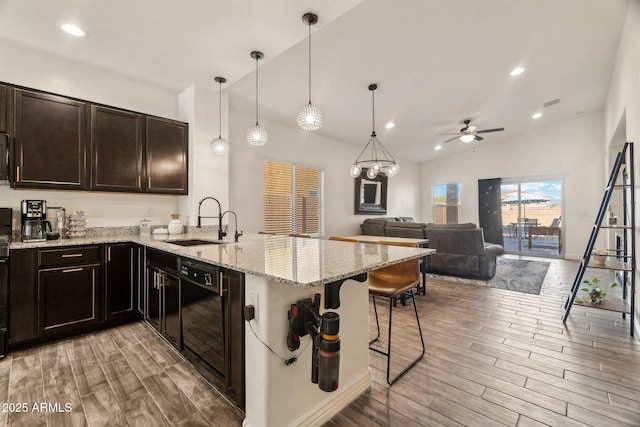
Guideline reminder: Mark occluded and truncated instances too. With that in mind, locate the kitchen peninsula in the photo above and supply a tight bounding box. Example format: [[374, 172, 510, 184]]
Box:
[[9, 232, 433, 427]]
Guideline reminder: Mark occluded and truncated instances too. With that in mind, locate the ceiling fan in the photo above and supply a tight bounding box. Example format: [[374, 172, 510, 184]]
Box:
[[438, 119, 505, 143]]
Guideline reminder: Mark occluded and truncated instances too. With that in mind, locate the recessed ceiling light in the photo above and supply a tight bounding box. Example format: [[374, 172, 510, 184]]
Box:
[[435, 145, 442, 151], [510, 67, 525, 77], [532, 112, 543, 119], [385, 122, 395, 129], [59, 23, 86, 37]]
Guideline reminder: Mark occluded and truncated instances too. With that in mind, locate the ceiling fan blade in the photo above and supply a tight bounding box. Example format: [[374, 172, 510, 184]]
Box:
[[436, 132, 461, 136], [476, 127, 505, 134], [474, 135, 484, 141], [441, 135, 461, 144]]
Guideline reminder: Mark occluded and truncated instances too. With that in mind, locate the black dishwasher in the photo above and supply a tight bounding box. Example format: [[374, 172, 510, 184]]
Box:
[[179, 258, 225, 376], [0, 207, 12, 358]]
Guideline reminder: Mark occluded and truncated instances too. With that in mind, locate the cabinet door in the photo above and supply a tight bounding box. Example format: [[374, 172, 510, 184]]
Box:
[[105, 243, 137, 323], [145, 116, 188, 194], [162, 272, 180, 348], [38, 263, 100, 335], [0, 83, 7, 133], [13, 89, 87, 190], [9, 249, 38, 345], [146, 266, 161, 332], [90, 105, 143, 192], [223, 268, 245, 408]]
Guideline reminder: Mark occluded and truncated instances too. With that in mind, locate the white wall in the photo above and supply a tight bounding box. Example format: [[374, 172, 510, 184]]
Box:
[[227, 107, 421, 238], [0, 40, 189, 230], [420, 112, 605, 259], [604, 0, 640, 333]]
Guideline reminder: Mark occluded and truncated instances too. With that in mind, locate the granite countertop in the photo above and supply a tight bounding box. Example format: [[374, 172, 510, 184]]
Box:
[[9, 232, 433, 288]]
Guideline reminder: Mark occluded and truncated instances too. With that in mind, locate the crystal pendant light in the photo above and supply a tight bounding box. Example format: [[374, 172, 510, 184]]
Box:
[[247, 51, 268, 146], [349, 84, 399, 178], [210, 76, 229, 155], [296, 13, 323, 131]]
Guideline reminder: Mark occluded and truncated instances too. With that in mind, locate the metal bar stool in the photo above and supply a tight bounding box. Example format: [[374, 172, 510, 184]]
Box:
[[369, 241, 425, 385]]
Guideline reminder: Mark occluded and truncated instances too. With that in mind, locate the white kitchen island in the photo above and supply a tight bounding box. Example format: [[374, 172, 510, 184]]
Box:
[[10, 232, 431, 427]]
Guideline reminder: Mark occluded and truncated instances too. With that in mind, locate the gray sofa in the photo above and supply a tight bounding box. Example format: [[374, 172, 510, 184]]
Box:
[[424, 223, 504, 279], [359, 218, 504, 279]]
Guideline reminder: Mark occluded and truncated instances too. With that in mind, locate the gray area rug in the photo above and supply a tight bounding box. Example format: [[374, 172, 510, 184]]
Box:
[[425, 257, 550, 295], [487, 258, 550, 295]]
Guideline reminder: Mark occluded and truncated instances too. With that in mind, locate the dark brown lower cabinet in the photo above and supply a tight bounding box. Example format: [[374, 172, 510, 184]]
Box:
[[146, 248, 180, 349], [9, 249, 38, 345], [105, 243, 138, 324], [38, 263, 100, 336], [223, 268, 245, 408]]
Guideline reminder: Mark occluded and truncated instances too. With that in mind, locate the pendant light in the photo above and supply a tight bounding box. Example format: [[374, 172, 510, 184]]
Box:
[[296, 12, 323, 131], [349, 84, 399, 178], [210, 76, 229, 155], [247, 51, 268, 146]]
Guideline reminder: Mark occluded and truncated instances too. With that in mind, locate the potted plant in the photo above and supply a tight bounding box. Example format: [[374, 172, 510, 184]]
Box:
[[608, 205, 617, 225], [576, 277, 617, 304], [591, 248, 608, 266]]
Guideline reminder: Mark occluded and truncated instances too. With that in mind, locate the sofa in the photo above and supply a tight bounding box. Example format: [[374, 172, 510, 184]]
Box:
[[359, 218, 504, 279], [423, 223, 504, 279]]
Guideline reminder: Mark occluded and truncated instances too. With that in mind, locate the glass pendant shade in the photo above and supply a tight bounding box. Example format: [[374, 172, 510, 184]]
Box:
[[212, 76, 229, 155], [247, 51, 267, 146], [210, 137, 229, 154], [297, 102, 323, 130], [247, 124, 268, 146], [298, 13, 322, 131], [349, 83, 399, 178]]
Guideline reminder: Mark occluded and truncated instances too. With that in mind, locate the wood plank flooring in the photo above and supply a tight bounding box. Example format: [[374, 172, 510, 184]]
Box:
[[0, 256, 638, 426]]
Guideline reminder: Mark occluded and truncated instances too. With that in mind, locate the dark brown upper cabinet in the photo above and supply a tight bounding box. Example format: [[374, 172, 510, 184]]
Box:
[[0, 84, 8, 133], [13, 89, 87, 190], [145, 116, 188, 195], [90, 105, 144, 192]]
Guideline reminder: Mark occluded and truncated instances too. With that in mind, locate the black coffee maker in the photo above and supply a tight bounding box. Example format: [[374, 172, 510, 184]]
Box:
[[21, 200, 51, 242]]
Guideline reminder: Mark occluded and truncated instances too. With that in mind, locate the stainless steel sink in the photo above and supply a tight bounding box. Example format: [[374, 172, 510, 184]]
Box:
[[167, 239, 224, 246]]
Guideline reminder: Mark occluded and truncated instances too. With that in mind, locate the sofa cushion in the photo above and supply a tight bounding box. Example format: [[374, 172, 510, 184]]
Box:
[[360, 217, 395, 236], [384, 221, 426, 238], [425, 222, 477, 229]]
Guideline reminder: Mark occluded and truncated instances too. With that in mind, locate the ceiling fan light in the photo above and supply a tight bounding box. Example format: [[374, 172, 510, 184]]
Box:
[[297, 103, 323, 130], [460, 134, 475, 143]]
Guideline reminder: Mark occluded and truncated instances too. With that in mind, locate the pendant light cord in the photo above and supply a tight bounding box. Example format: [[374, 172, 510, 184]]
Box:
[[308, 22, 312, 104], [218, 80, 223, 139], [371, 89, 376, 136], [255, 56, 259, 125]]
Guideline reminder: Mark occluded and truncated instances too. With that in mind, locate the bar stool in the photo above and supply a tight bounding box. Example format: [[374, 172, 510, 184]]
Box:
[[369, 241, 425, 385]]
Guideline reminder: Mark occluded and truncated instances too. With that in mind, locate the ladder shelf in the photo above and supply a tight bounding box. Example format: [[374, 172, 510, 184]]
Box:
[[563, 142, 636, 336]]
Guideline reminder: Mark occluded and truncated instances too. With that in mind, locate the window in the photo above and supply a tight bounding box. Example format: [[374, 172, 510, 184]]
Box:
[[433, 183, 461, 224], [264, 160, 324, 236]]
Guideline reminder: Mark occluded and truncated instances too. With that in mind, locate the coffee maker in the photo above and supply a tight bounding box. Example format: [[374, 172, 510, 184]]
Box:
[[21, 200, 49, 242]]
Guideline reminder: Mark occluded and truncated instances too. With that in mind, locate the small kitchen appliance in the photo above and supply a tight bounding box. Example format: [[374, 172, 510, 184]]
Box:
[[21, 199, 49, 242], [46, 206, 66, 240]]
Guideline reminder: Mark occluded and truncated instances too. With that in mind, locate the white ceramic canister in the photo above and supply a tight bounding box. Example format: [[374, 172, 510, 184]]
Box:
[[168, 214, 183, 235]]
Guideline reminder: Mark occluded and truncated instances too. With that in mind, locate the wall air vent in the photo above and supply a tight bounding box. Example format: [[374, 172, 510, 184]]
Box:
[[543, 98, 560, 108]]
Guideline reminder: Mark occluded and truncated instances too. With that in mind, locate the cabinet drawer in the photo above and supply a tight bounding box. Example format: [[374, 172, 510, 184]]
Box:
[[39, 246, 100, 267]]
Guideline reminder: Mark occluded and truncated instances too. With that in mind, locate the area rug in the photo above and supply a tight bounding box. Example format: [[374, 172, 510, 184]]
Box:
[[425, 257, 550, 295]]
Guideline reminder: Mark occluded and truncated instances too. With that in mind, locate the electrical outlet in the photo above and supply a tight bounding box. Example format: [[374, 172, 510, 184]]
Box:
[[250, 292, 259, 321]]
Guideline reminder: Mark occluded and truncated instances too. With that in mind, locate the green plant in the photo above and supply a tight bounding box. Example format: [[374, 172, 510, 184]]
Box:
[[576, 277, 617, 304]]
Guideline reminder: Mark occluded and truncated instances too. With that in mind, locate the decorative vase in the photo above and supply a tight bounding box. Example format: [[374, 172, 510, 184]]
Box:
[[168, 214, 183, 235], [592, 255, 606, 266], [609, 217, 617, 225]]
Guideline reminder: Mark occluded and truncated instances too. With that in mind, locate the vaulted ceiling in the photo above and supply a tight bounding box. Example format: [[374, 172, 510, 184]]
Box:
[[0, 0, 628, 163]]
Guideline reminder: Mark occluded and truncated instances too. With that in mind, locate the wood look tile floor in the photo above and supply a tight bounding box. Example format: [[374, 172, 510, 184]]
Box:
[[1, 256, 639, 426]]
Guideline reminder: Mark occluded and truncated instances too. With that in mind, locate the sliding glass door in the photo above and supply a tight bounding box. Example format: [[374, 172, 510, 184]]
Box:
[[501, 179, 563, 256]]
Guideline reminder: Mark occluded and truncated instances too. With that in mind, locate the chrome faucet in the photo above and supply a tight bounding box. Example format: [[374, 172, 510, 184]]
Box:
[[222, 210, 243, 242], [197, 196, 226, 241]]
